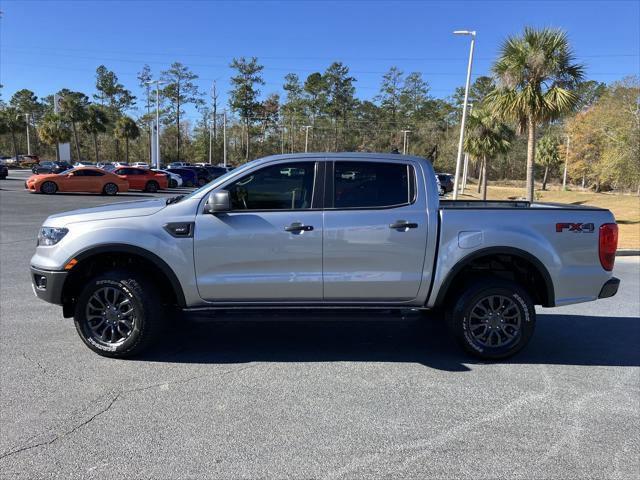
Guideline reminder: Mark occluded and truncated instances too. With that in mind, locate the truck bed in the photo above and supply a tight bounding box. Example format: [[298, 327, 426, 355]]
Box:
[[439, 200, 606, 211]]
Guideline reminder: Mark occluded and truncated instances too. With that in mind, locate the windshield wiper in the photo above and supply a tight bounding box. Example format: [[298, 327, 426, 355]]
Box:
[[166, 195, 185, 205]]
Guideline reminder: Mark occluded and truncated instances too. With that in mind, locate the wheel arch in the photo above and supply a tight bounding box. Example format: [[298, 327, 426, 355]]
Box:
[[433, 246, 555, 308], [61, 244, 186, 316]]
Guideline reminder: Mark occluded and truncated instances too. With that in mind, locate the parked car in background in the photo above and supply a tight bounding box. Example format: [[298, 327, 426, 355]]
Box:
[[435, 174, 444, 196], [112, 167, 168, 192], [202, 165, 229, 180], [97, 162, 114, 169], [0, 163, 8, 179], [133, 162, 150, 169], [166, 168, 198, 187], [32, 161, 73, 174], [168, 162, 192, 168], [74, 161, 96, 167], [436, 173, 454, 194], [113, 162, 130, 168], [25, 167, 129, 195], [154, 169, 183, 188], [183, 166, 213, 186], [19, 155, 40, 165]]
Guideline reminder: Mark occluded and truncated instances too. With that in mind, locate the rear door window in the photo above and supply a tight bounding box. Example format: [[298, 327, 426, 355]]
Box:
[[333, 161, 413, 209]]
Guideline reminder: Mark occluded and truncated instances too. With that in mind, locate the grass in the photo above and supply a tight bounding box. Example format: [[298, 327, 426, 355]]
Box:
[[459, 183, 640, 249]]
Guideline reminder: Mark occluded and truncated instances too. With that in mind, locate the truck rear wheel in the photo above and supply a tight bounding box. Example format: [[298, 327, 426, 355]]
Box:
[[446, 278, 536, 360], [73, 270, 165, 358]]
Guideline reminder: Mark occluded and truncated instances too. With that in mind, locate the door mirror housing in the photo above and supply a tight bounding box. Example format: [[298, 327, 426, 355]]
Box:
[[204, 190, 231, 214]]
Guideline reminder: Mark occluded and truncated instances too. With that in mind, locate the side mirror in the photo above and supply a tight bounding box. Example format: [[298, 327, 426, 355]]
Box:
[[204, 190, 231, 214]]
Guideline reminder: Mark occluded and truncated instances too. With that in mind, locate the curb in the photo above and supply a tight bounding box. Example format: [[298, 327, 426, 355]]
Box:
[[616, 250, 640, 257]]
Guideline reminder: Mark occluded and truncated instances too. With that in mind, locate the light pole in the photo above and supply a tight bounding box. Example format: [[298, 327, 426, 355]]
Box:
[[401, 129, 411, 154], [461, 103, 473, 194], [20, 113, 31, 155], [144, 80, 166, 169], [302, 125, 312, 153], [452, 29, 476, 200], [222, 109, 227, 168]]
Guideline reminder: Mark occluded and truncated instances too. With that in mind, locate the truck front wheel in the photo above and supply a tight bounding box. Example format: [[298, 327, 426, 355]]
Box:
[[447, 278, 536, 360], [73, 270, 165, 358]]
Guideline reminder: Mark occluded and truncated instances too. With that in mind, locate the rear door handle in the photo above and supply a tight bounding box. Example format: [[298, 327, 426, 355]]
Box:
[[285, 222, 314, 232], [389, 220, 418, 230]]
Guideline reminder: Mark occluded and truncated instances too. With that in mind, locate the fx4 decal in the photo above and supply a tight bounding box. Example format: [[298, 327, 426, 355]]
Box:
[[556, 222, 595, 233]]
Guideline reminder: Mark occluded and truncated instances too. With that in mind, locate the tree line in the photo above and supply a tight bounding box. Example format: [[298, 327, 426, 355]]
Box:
[[1, 26, 638, 200]]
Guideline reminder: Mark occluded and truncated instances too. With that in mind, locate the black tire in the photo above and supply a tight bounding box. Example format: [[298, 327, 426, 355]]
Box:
[[168, 179, 177, 188], [102, 183, 118, 196], [145, 180, 159, 193], [40, 181, 58, 194], [185, 180, 194, 187], [73, 271, 166, 358], [446, 278, 536, 360], [197, 178, 206, 187]]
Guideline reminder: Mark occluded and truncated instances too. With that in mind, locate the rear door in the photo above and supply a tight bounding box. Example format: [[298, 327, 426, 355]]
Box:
[[194, 160, 324, 302], [323, 160, 428, 302]]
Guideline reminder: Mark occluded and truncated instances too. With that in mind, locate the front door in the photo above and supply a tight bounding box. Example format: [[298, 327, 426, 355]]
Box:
[[194, 161, 323, 302], [323, 160, 428, 302]]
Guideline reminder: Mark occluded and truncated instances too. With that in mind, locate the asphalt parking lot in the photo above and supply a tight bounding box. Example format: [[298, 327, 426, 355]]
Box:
[[1, 169, 639, 479]]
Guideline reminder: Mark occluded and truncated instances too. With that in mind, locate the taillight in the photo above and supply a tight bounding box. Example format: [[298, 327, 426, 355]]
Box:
[[599, 223, 618, 271]]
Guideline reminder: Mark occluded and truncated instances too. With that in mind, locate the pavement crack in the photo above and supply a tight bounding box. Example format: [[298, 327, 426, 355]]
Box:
[[121, 363, 261, 397], [0, 391, 121, 462], [22, 352, 48, 375]]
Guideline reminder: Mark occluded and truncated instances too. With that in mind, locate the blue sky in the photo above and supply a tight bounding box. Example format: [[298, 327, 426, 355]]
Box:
[[1, 0, 639, 121]]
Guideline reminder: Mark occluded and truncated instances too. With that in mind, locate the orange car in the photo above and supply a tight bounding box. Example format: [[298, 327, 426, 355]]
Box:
[[112, 167, 168, 192], [25, 167, 129, 195]]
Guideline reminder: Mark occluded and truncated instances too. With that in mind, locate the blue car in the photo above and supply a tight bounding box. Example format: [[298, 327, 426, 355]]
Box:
[[166, 168, 198, 187]]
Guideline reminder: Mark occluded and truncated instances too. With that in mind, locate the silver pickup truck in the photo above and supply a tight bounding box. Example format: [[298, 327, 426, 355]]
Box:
[[30, 153, 620, 360]]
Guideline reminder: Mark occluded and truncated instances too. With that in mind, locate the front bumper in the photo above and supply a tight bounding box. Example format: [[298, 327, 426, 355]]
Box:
[[30, 266, 67, 305], [598, 277, 620, 299]]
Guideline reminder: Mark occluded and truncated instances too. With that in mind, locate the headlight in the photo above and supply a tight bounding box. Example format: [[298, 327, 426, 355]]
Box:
[[38, 227, 69, 246]]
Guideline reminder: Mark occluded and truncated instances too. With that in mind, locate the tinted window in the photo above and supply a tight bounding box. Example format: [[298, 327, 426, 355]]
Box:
[[227, 162, 315, 210], [334, 162, 412, 209], [82, 170, 104, 176]]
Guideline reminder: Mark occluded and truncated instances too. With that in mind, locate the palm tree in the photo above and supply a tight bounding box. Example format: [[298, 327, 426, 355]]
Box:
[[37, 113, 72, 161], [486, 27, 584, 202], [114, 116, 140, 163], [536, 134, 561, 191], [464, 108, 513, 200], [0, 107, 25, 160], [81, 105, 110, 163], [57, 90, 89, 162]]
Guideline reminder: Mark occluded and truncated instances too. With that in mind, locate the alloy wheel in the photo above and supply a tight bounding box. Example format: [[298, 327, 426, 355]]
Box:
[[467, 294, 522, 348], [85, 286, 136, 346]]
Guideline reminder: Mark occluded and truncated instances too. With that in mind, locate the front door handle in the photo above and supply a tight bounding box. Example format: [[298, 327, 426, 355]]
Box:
[[389, 220, 418, 230], [285, 222, 314, 233]]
